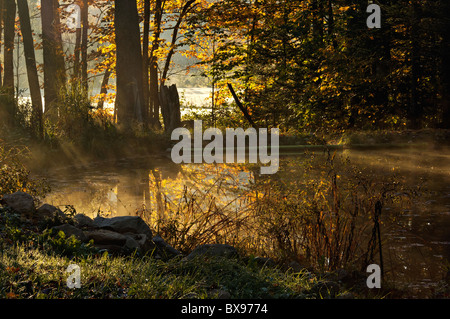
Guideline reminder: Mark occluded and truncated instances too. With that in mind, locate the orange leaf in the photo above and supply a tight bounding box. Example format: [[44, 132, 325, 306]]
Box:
[[6, 266, 20, 273], [6, 292, 17, 299]]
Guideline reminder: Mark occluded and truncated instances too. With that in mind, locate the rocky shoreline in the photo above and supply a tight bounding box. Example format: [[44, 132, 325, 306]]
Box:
[[0, 191, 242, 262], [0, 190, 348, 298]]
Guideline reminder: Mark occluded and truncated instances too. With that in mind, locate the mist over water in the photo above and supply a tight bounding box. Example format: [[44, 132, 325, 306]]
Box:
[[34, 146, 450, 298]]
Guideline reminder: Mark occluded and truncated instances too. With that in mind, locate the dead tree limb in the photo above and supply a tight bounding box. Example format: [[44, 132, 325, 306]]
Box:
[[227, 83, 258, 128]]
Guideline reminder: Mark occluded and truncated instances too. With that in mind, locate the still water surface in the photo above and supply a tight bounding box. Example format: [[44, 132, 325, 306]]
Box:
[[37, 146, 450, 298]]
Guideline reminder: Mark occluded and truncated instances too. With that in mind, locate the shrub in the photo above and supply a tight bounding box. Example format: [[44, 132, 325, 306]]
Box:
[[39, 229, 98, 258], [0, 144, 50, 198]]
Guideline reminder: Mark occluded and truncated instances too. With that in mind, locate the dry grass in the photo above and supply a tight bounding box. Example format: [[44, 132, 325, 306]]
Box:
[[141, 152, 412, 271]]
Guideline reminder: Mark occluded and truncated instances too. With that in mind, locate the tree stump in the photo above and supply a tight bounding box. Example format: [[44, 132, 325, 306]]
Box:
[[159, 84, 182, 132]]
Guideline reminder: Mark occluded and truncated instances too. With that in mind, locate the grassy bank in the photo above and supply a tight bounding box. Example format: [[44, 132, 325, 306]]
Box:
[[0, 244, 319, 299], [0, 187, 404, 300], [0, 217, 384, 300]]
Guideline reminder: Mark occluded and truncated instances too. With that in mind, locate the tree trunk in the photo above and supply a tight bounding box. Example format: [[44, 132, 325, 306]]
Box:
[[97, 67, 111, 110], [149, 62, 160, 127], [439, 0, 450, 128], [41, 0, 66, 116], [72, 2, 81, 80], [73, 27, 81, 79], [149, 0, 163, 128], [17, 0, 43, 138], [3, 0, 15, 101], [142, 0, 150, 124], [327, 0, 337, 48], [370, 0, 392, 127], [311, 0, 323, 43], [0, 0, 4, 88], [159, 84, 181, 132], [115, 0, 144, 129], [408, 2, 422, 129], [80, 0, 88, 92], [227, 83, 257, 128]]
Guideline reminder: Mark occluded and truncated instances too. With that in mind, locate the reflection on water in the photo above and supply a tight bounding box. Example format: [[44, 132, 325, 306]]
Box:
[[342, 148, 450, 297], [38, 147, 450, 298]]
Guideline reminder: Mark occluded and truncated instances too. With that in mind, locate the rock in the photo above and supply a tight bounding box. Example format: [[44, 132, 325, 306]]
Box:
[[52, 224, 88, 242], [84, 229, 128, 246], [73, 214, 94, 228], [36, 204, 65, 220], [84, 229, 153, 255], [153, 235, 181, 259], [0, 191, 35, 217], [95, 237, 141, 255], [126, 233, 156, 254], [335, 269, 350, 282], [335, 269, 365, 287], [93, 244, 125, 255], [93, 216, 153, 238], [124, 236, 140, 253], [185, 244, 238, 261]]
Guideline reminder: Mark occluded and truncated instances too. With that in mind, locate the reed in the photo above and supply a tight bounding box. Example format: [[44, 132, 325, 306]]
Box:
[[143, 152, 410, 271]]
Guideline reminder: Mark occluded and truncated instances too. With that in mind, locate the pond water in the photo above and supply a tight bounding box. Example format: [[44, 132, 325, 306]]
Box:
[[36, 146, 450, 298]]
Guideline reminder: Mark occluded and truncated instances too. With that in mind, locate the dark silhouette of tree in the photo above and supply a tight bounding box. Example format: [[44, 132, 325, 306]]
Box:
[[17, 0, 43, 138], [2, 0, 15, 101], [80, 0, 88, 92], [142, 0, 150, 124], [41, 0, 66, 117], [438, 0, 450, 129], [115, 0, 144, 129], [0, 0, 5, 88], [148, 0, 163, 128]]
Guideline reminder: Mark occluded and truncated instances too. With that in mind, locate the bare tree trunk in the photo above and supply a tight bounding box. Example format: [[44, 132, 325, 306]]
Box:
[[311, 0, 323, 43], [3, 0, 15, 101], [115, 0, 144, 129], [439, 0, 450, 128], [53, 0, 66, 85], [15, 28, 19, 105], [41, 0, 66, 116], [80, 0, 88, 92], [71, 0, 81, 80], [149, 0, 163, 128], [97, 67, 111, 109], [227, 83, 257, 128], [327, 0, 337, 48], [0, 0, 4, 88], [73, 27, 81, 79], [149, 62, 160, 127], [17, 0, 43, 138], [408, 2, 421, 129], [159, 84, 181, 132], [142, 0, 150, 124]]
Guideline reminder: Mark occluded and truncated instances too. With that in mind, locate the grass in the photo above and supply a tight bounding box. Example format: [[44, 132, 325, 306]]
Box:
[[0, 205, 358, 300], [0, 241, 353, 299], [0, 206, 404, 300]]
